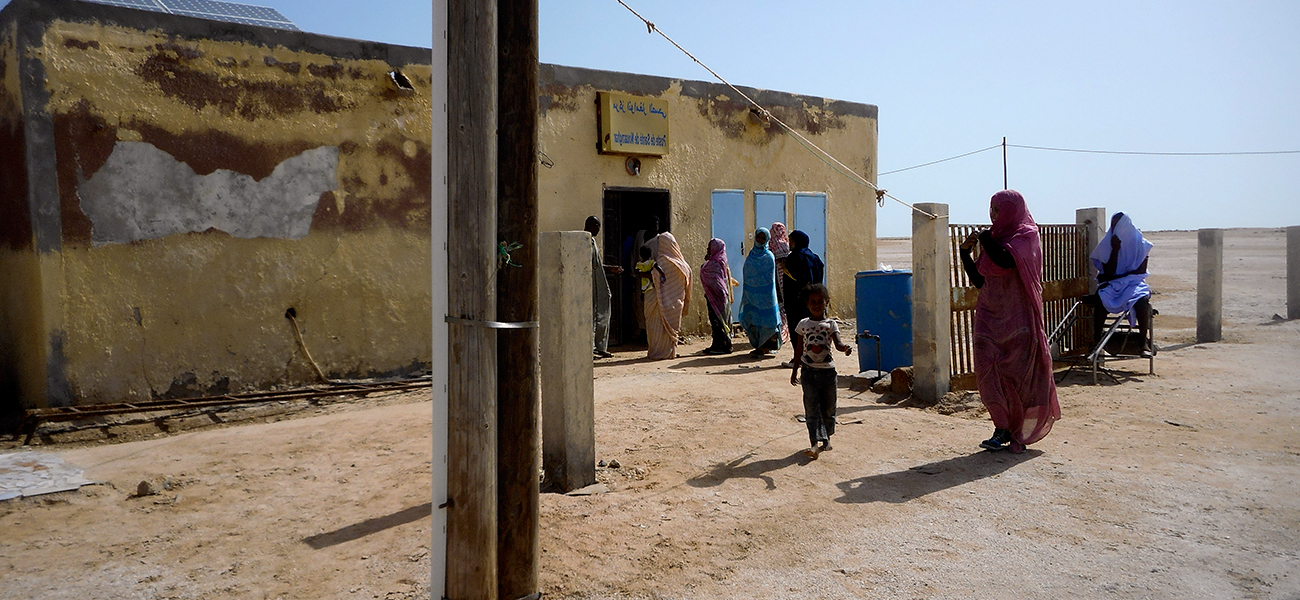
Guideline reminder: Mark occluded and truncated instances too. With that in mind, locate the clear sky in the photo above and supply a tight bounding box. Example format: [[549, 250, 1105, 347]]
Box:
[[18, 0, 1300, 237]]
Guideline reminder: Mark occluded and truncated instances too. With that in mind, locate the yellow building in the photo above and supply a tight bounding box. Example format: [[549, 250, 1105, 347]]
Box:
[[0, 0, 433, 421], [539, 64, 879, 345], [0, 0, 878, 418]]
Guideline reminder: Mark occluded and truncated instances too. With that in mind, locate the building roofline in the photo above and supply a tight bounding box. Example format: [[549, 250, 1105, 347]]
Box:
[[0, 0, 431, 66], [540, 62, 877, 120]]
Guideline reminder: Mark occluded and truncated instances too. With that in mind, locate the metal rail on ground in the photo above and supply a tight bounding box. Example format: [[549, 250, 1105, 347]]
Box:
[[20, 377, 433, 445]]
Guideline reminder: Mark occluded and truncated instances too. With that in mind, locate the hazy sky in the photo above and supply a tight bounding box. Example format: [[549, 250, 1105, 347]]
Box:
[[22, 0, 1300, 237]]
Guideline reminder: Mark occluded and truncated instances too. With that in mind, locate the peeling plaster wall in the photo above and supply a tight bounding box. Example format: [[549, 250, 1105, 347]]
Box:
[[538, 64, 878, 334], [79, 142, 339, 244], [0, 0, 433, 410], [0, 19, 47, 424]]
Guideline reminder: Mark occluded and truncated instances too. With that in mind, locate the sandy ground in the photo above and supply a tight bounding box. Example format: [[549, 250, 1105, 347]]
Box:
[[1, 228, 1298, 599]]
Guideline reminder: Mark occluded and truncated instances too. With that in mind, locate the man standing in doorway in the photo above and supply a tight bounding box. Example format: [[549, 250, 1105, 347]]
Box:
[[586, 216, 622, 358]]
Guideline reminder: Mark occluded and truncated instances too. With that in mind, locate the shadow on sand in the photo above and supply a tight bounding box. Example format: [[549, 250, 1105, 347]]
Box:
[[834, 449, 1041, 504], [302, 503, 432, 549], [670, 352, 786, 374], [686, 448, 814, 491]]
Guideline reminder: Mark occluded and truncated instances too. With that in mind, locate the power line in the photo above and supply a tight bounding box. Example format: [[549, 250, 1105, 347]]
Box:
[[878, 144, 1001, 176], [1008, 144, 1300, 156], [879, 142, 1300, 178], [615, 0, 937, 219]]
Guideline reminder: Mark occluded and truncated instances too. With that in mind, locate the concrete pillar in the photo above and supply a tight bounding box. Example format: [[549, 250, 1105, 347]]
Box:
[[1197, 228, 1223, 343], [911, 203, 950, 403], [539, 231, 595, 492], [1288, 226, 1300, 320], [1076, 207, 1106, 294]]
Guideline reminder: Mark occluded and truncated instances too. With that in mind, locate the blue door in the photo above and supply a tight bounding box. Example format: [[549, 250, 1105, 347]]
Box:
[[754, 191, 786, 236], [711, 190, 745, 319], [794, 192, 827, 275]]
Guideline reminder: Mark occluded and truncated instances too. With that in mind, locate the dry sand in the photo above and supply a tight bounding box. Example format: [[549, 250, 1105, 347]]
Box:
[[1, 228, 1297, 599]]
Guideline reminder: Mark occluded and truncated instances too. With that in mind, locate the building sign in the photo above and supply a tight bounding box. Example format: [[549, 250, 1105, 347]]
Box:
[[598, 91, 669, 156]]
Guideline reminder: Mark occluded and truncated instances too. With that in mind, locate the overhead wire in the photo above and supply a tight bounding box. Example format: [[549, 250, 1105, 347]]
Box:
[[879, 142, 1300, 178], [614, 0, 937, 220], [616, 1, 1299, 213], [1007, 144, 1300, 156], [878, 144, 1001, 176]]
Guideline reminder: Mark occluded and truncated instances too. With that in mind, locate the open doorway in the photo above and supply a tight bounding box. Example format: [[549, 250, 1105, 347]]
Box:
[[601, 187, 671, 347]]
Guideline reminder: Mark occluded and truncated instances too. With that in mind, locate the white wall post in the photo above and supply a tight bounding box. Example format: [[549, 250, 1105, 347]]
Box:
[[911, 203, 950, 403], [1288, 226, 1300, 321], [539, 231, 595, 492], [1076, 207, 1106, 294], [1197, 228, 1224, 343]]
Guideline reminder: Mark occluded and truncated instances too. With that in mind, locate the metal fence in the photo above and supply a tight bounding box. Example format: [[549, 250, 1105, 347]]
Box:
[[947, 223, 1090, 390]]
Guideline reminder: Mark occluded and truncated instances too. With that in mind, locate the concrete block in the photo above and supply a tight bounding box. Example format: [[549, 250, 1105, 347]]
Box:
[[1197, 228, 1223, 342], [1076, 207, 1106, 295], [1288, 226, 1299, 320], [159, 413, 218, 433], [911, 202, 950, 404], [539, 231, 595, 492]]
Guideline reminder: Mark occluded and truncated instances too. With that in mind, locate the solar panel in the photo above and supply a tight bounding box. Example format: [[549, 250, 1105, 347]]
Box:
[[85, 0, 166, 8], [76, 0, 300, 31]]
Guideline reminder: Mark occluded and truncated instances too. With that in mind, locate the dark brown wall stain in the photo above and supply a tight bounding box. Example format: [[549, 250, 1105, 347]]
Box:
[[51, 102, 110, 246], [133, 121, 318, 181], [696, 96, 746, 139], [134, 44, 353, 120], [0, 110, 32, 251], [263, 56, 301, 75], [311, 139, 431, 233], [63, 38, 99, 50], [539, 82, 582, 114], [307, 62, 344, 79], [695, 95, 848, 142]]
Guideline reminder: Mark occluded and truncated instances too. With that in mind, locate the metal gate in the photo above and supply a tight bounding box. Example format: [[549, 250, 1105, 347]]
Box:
[[947, 224, 1090, 390]]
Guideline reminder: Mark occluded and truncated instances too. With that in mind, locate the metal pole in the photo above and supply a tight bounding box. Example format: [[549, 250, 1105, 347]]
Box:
[[1002, 137, 1007, 190]]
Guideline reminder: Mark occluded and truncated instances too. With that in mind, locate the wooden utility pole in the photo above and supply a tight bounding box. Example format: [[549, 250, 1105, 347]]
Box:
[[496, 0, 540, 597], [446, 0, 499, 597]]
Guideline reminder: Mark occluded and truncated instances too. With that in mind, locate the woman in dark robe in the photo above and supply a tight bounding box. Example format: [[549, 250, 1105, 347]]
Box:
[[782, 230, 823, 366], [959, 190, 1061, 453]]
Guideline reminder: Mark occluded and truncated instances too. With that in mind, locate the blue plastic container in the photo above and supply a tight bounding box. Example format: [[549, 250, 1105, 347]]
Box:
[[854, 270, 913, 373]]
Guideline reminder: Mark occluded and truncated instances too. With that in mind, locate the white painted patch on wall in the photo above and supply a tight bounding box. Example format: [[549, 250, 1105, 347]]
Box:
[[78, 142, 338, 245]]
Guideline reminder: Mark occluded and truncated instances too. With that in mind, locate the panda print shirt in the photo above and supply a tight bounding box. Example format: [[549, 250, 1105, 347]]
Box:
[[795, 318, 841, 369]]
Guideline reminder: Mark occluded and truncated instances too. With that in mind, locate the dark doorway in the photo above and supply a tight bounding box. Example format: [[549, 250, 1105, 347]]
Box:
[[601, 187, 671, 347]]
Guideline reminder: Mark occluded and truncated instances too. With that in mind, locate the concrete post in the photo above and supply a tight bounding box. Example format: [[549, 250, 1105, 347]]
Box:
[[911, 203, 950, 403], [1076, 207, 1106, 349], [1076, 207, 1106, 294], [1288, 226, 1300, 320], [1197, 228, 1223, 343], [539, 231, 595, 492]]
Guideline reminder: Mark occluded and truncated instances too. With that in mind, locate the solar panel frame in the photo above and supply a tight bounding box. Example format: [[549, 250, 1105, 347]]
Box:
[[75, 0, 300, 31], [83, 0, 167, 8]]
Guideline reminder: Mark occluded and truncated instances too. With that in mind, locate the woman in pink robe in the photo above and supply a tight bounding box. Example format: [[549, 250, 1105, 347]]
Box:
[[645, 232, 691, 360], [959, 190, 1061, 453]]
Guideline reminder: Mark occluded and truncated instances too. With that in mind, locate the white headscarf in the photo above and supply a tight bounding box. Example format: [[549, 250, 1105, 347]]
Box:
[[1088, 212, 1154, 319], [1089, 212, 1153, 276]]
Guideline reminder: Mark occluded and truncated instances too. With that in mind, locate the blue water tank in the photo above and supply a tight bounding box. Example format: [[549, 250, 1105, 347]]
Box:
[[854, 270, 913, 373]]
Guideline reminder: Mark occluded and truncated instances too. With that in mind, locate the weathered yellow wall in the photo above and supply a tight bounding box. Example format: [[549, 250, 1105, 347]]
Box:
[[0, 20, 49, 418], [0, 250, 47, 413], [539, 72, 878, 334], [25, 18, 433, 405]]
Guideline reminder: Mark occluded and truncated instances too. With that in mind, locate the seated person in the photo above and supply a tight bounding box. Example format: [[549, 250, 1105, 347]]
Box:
[[1085, 212, 1154, 356]]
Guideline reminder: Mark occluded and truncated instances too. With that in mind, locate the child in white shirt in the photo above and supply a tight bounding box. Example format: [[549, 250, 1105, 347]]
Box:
[[789, 284, 852, 458]]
